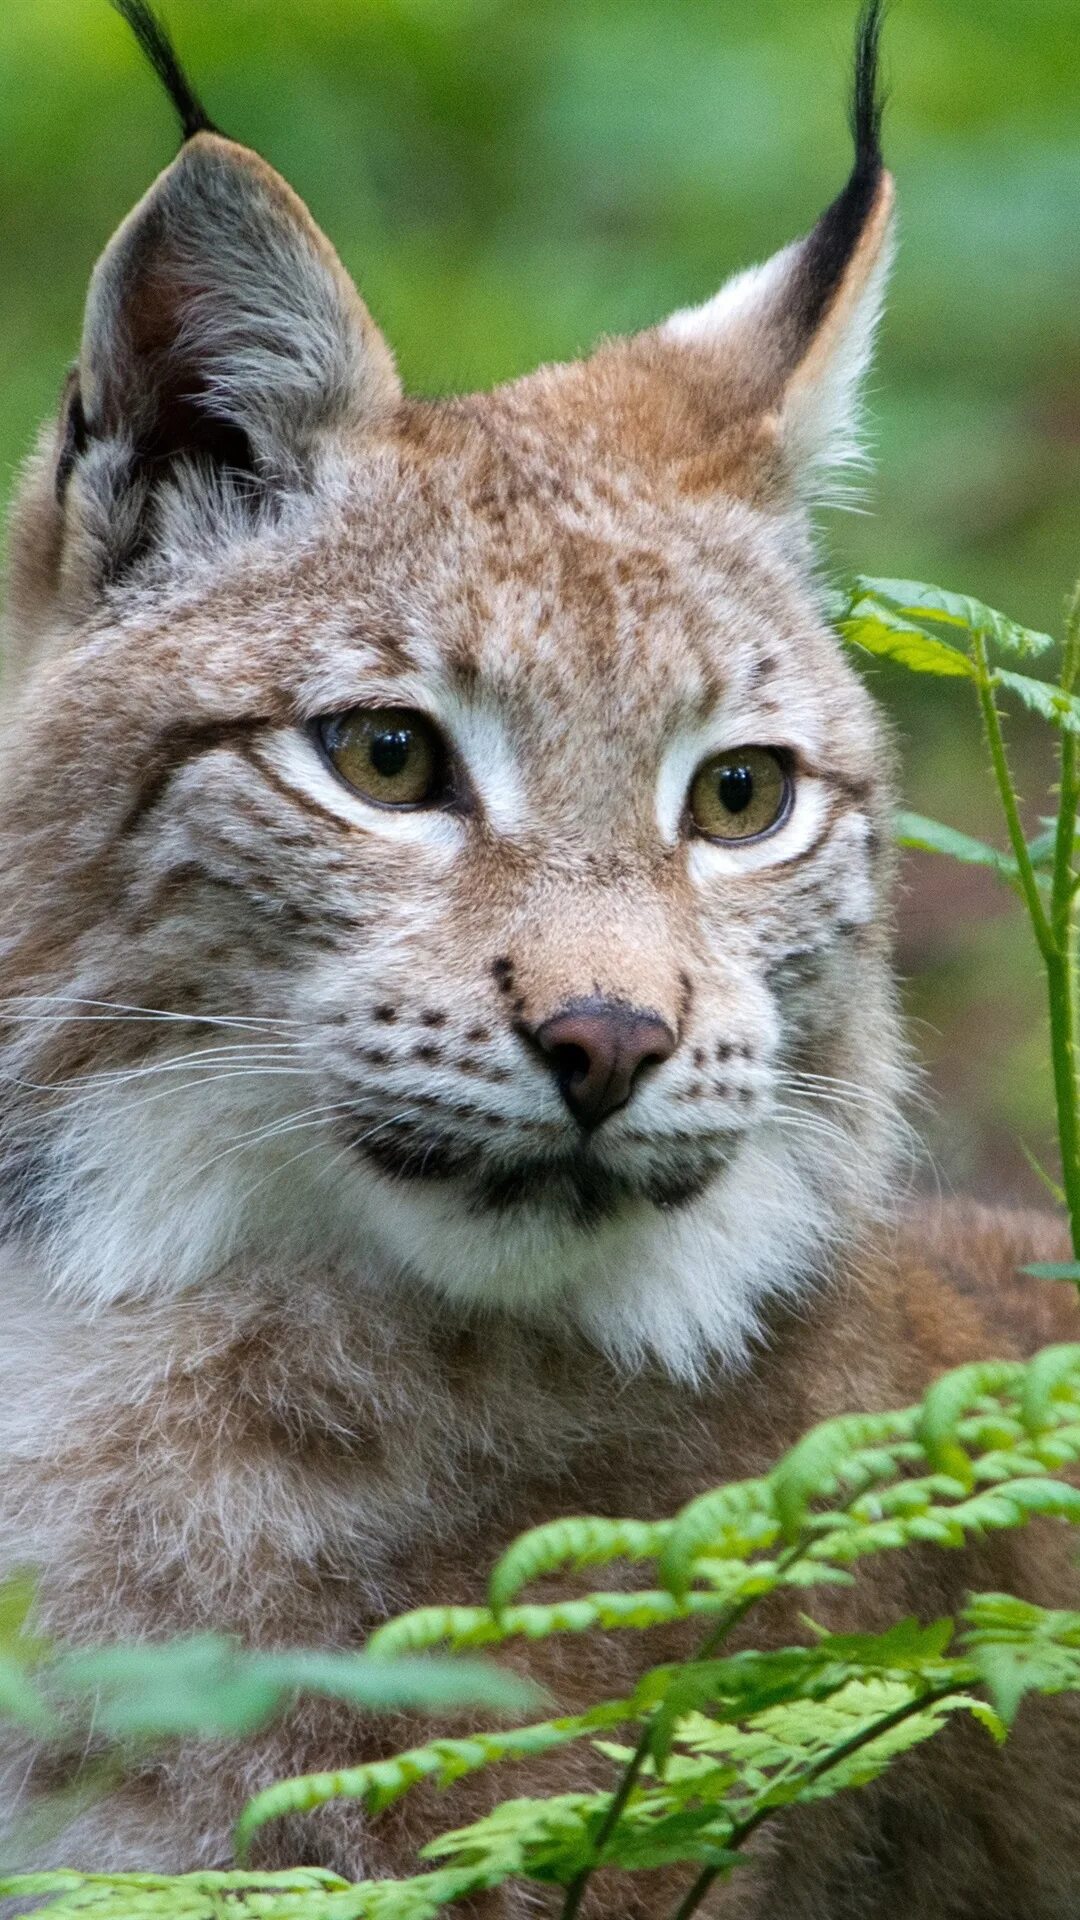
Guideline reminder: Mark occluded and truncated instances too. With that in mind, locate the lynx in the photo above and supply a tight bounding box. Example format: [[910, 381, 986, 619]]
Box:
[[0, 1, 1077, 1912]]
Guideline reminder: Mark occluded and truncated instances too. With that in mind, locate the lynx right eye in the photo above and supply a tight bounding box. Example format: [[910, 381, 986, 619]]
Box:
[[688, 746, 792, 843], [317, 707, 448, 809]]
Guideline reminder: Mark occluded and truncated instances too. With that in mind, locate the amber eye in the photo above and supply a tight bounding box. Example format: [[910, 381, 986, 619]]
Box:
[[318, 707, 448, 808], [688, 746, 792, 842]]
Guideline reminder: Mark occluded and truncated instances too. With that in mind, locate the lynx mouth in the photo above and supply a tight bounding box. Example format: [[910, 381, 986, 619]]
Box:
[[350, 1122, 723, 1225]]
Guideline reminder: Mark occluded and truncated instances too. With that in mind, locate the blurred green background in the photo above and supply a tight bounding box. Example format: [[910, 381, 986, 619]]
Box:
[[1, 0, 1078, 1204]]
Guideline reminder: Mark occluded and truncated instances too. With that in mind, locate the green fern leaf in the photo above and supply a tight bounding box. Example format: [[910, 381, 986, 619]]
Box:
[[235, 1702, 638, 1860], [963, 1594, 1080, 1725], [657, 1478, 778, 1598], [769, 1410, 914, 1543], [837, 593, 976, 677], [1019, 1343, 1080, 1432], [488, 1516, 669, 1611], [848, 578, 1054, 659]]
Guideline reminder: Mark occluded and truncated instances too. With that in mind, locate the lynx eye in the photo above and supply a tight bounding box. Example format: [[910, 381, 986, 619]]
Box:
[[689, 746, 792, 843], [317, 707, 448, 808]]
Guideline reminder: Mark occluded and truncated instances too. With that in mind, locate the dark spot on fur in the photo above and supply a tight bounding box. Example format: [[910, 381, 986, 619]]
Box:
[[373, 1004, 397, 1025], [466, 1026, 491, 1045], [652, 1172, 713, 1210], [421, 1009, 447, 1029]]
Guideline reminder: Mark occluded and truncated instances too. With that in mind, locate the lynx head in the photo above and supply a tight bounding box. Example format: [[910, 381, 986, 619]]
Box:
[[0, 2, 905, 1375]]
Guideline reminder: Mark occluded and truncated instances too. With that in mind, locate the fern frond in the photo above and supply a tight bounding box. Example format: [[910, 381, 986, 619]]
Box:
[[808, 1474, 1080, 1565], [369, 1588, 740, 1660], [963, 1593, 1080, 1723], [487, 1516, 671, 1612], [0, 1868, 357, 1920], [1020, 1343, 1080, 1431], [234, 1700, 638, 1861], [916, 1361, 1025, 1485], [657, 1479, 778, 1600], [770, 1411, 921, 1543]]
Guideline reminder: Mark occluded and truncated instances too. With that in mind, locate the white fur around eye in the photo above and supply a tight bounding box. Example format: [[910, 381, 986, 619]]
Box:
[[256, 728, 465, 854], [431, 694, 526, 835]]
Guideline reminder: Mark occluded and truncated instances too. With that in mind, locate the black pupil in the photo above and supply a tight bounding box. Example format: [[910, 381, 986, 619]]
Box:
[[370, 729, 413, 778], [718, 762, 754, 814]]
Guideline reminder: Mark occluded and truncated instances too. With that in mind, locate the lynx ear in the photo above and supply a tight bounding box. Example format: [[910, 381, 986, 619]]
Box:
[[48, 0, 399, 586], [654, 1, 893, 503], [3, 3, 401, 669], [62, 128, 399, 571]]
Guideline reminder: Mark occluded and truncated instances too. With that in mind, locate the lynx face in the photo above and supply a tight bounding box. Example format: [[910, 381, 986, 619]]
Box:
[[0, 12, 904, 1373]]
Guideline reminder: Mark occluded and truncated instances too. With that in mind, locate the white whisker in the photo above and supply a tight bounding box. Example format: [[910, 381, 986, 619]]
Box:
[[227, 1104, 427, 1213], [0, 994, 303, 1034], [180, 1103, 355, 1186]]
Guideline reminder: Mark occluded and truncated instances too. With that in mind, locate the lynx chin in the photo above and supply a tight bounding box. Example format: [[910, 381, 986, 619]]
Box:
[[0, 2, 1077, 1912]]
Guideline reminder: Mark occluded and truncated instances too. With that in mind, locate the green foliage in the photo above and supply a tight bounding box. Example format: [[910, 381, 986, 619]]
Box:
[[5, 1334, 1080, 1915], [488, 1517, 671, 1612], [963, 1593, 1080, 1726], [842, 578, 1055, 661], [0, 1869, 366, 1920], [0, 1592, 537, 1749], [840, 577, 1070, 726], [6, 570, 1080, 1916], [893, 810, 1023, 883], [842, 573, 1080, 1253]]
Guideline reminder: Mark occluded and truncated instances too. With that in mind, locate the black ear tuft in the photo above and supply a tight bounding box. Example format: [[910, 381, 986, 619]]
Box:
[[850, 0, 887, 185], [108, 0, 221, 144], [781, 0, 888, 350]]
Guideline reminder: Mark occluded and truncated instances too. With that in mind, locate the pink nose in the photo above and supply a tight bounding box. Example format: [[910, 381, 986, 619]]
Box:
[[531, 999, 677, 1129]]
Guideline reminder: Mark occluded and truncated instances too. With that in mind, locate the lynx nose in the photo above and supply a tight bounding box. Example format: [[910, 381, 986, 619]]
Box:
[[532, 999, 677, 1130]]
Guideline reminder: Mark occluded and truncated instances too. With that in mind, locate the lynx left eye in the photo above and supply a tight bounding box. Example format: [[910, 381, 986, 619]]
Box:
[[317, 707, 448, 808], [689, 746, 791, 843]]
